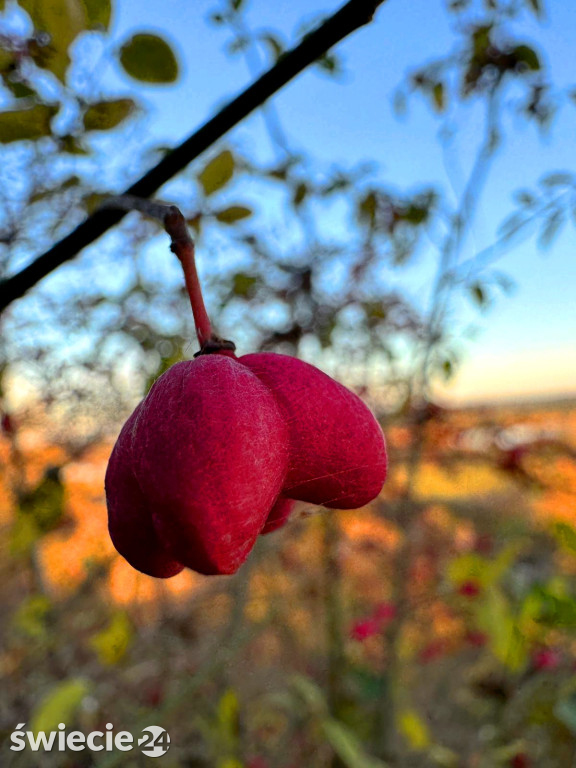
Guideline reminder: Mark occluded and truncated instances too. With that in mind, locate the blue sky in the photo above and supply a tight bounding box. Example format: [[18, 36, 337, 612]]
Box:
[[8, 0, 575, 405], [100, 0, 575, 403]]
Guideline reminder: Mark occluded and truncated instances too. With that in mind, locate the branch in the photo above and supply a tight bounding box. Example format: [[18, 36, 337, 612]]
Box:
[[0, 0, 387, 313]]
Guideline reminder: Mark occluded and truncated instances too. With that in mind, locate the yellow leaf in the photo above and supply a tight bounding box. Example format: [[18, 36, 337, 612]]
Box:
[[19, 0, 86, 81], [89, 612, 133, 665], [31, 679, 89, 734], [215, 205, 252, 224], [83, 98, 135, 131], [398, 709, 431, 751], [198, 150, 235, 196], [0, 104, 57, 143]]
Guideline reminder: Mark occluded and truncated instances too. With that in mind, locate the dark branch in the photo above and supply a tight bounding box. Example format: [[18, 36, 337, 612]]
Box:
[[0, 0, 387, 313]]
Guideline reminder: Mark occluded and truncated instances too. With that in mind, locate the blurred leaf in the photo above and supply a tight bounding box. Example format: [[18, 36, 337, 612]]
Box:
[[538, 208, 564, 249], [215, 205, 252, 224], [261, 33, 284, 62], [553, 522, 576, 554], [291, 674, 327, 714], [541, 172, 573, 187], [441, 358, 453, 380], [513, 45, 541, 72], [218, 689, 239, 735], [322, 719, 389, 767], [232, 273, 257, 297], [469, 282, 487, 307], [19, 0, 86, 81], [89, 612, 133, 665], [293, 182, 308, 207], [0, 104, 57, 143], [119, 33, 179, 83], [4, 80, 36, 98], [199, 150, 235, 196], [477, 587, 527, 670], [12, 595, 51, 638], [31, 679, 89, 734], [83, 98, 136, 131], [0, 47, 17, 70], [397, 710, 431, 751], [10, 514, 41, 555], [20, 469, 64, 532], [535, 588, 576, 627], [61, 133, 89, 154], [358, 191, 377, 226], [81, 0, 111, 29], [433, 82, 445, 111]]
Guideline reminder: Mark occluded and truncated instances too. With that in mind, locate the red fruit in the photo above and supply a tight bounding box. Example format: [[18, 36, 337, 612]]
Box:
[[241, 353, 387, 509], [106, 353, 386, 576]]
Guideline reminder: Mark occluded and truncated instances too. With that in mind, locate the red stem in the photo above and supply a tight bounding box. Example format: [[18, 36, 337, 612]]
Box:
[[164, 207, 212, 348], [177, 239, 212, 348]]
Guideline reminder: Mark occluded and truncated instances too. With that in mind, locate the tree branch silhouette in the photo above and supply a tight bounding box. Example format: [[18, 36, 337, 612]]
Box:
[[0, 0, 387, 313]]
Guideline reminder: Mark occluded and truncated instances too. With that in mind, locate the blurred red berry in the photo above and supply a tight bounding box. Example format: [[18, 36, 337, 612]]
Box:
[[458, 580, 481, 598], [510, 753, 530, 768], [532, 648, 561, 670], [419, 639, 446, 663], [1, 412, 14, 435], [374, 602, 397, 624], [350, 618, 380, 642], [465, 631, 487, 647], [473, 533, 493, 554]]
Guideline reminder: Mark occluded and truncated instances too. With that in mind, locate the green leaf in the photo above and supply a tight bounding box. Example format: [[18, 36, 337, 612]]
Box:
[[19, 470, 65, 532], [19, 0, 87, 81], [293, 182, 308, 207], [470, 282, 487, 307], [119, 33, 179, 84], [358, 191, 377, 225], [0, 47, 16, 70], [89, 612, 133, 665], [9, 515, 40, 555], [12, 595, 51, 638], [82, 98, 136, 131], [553, 522, 576, 553], [260, 33, 284, 62], [513, 45, 541, 72], [232, 273, 257, 297], [535, 589, 576, 627], [397, 710, 431, 751], [61, 133, 89, 154], [81, 0, 111, 29], [477, 587, 527, 670], [31, 679, 90, 734], [433, 82, 445, 111], [198, 150, 235, 196], [0, 104, 57, 143], [323, 719, 389, 768], [215, 205, 252, 224]]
